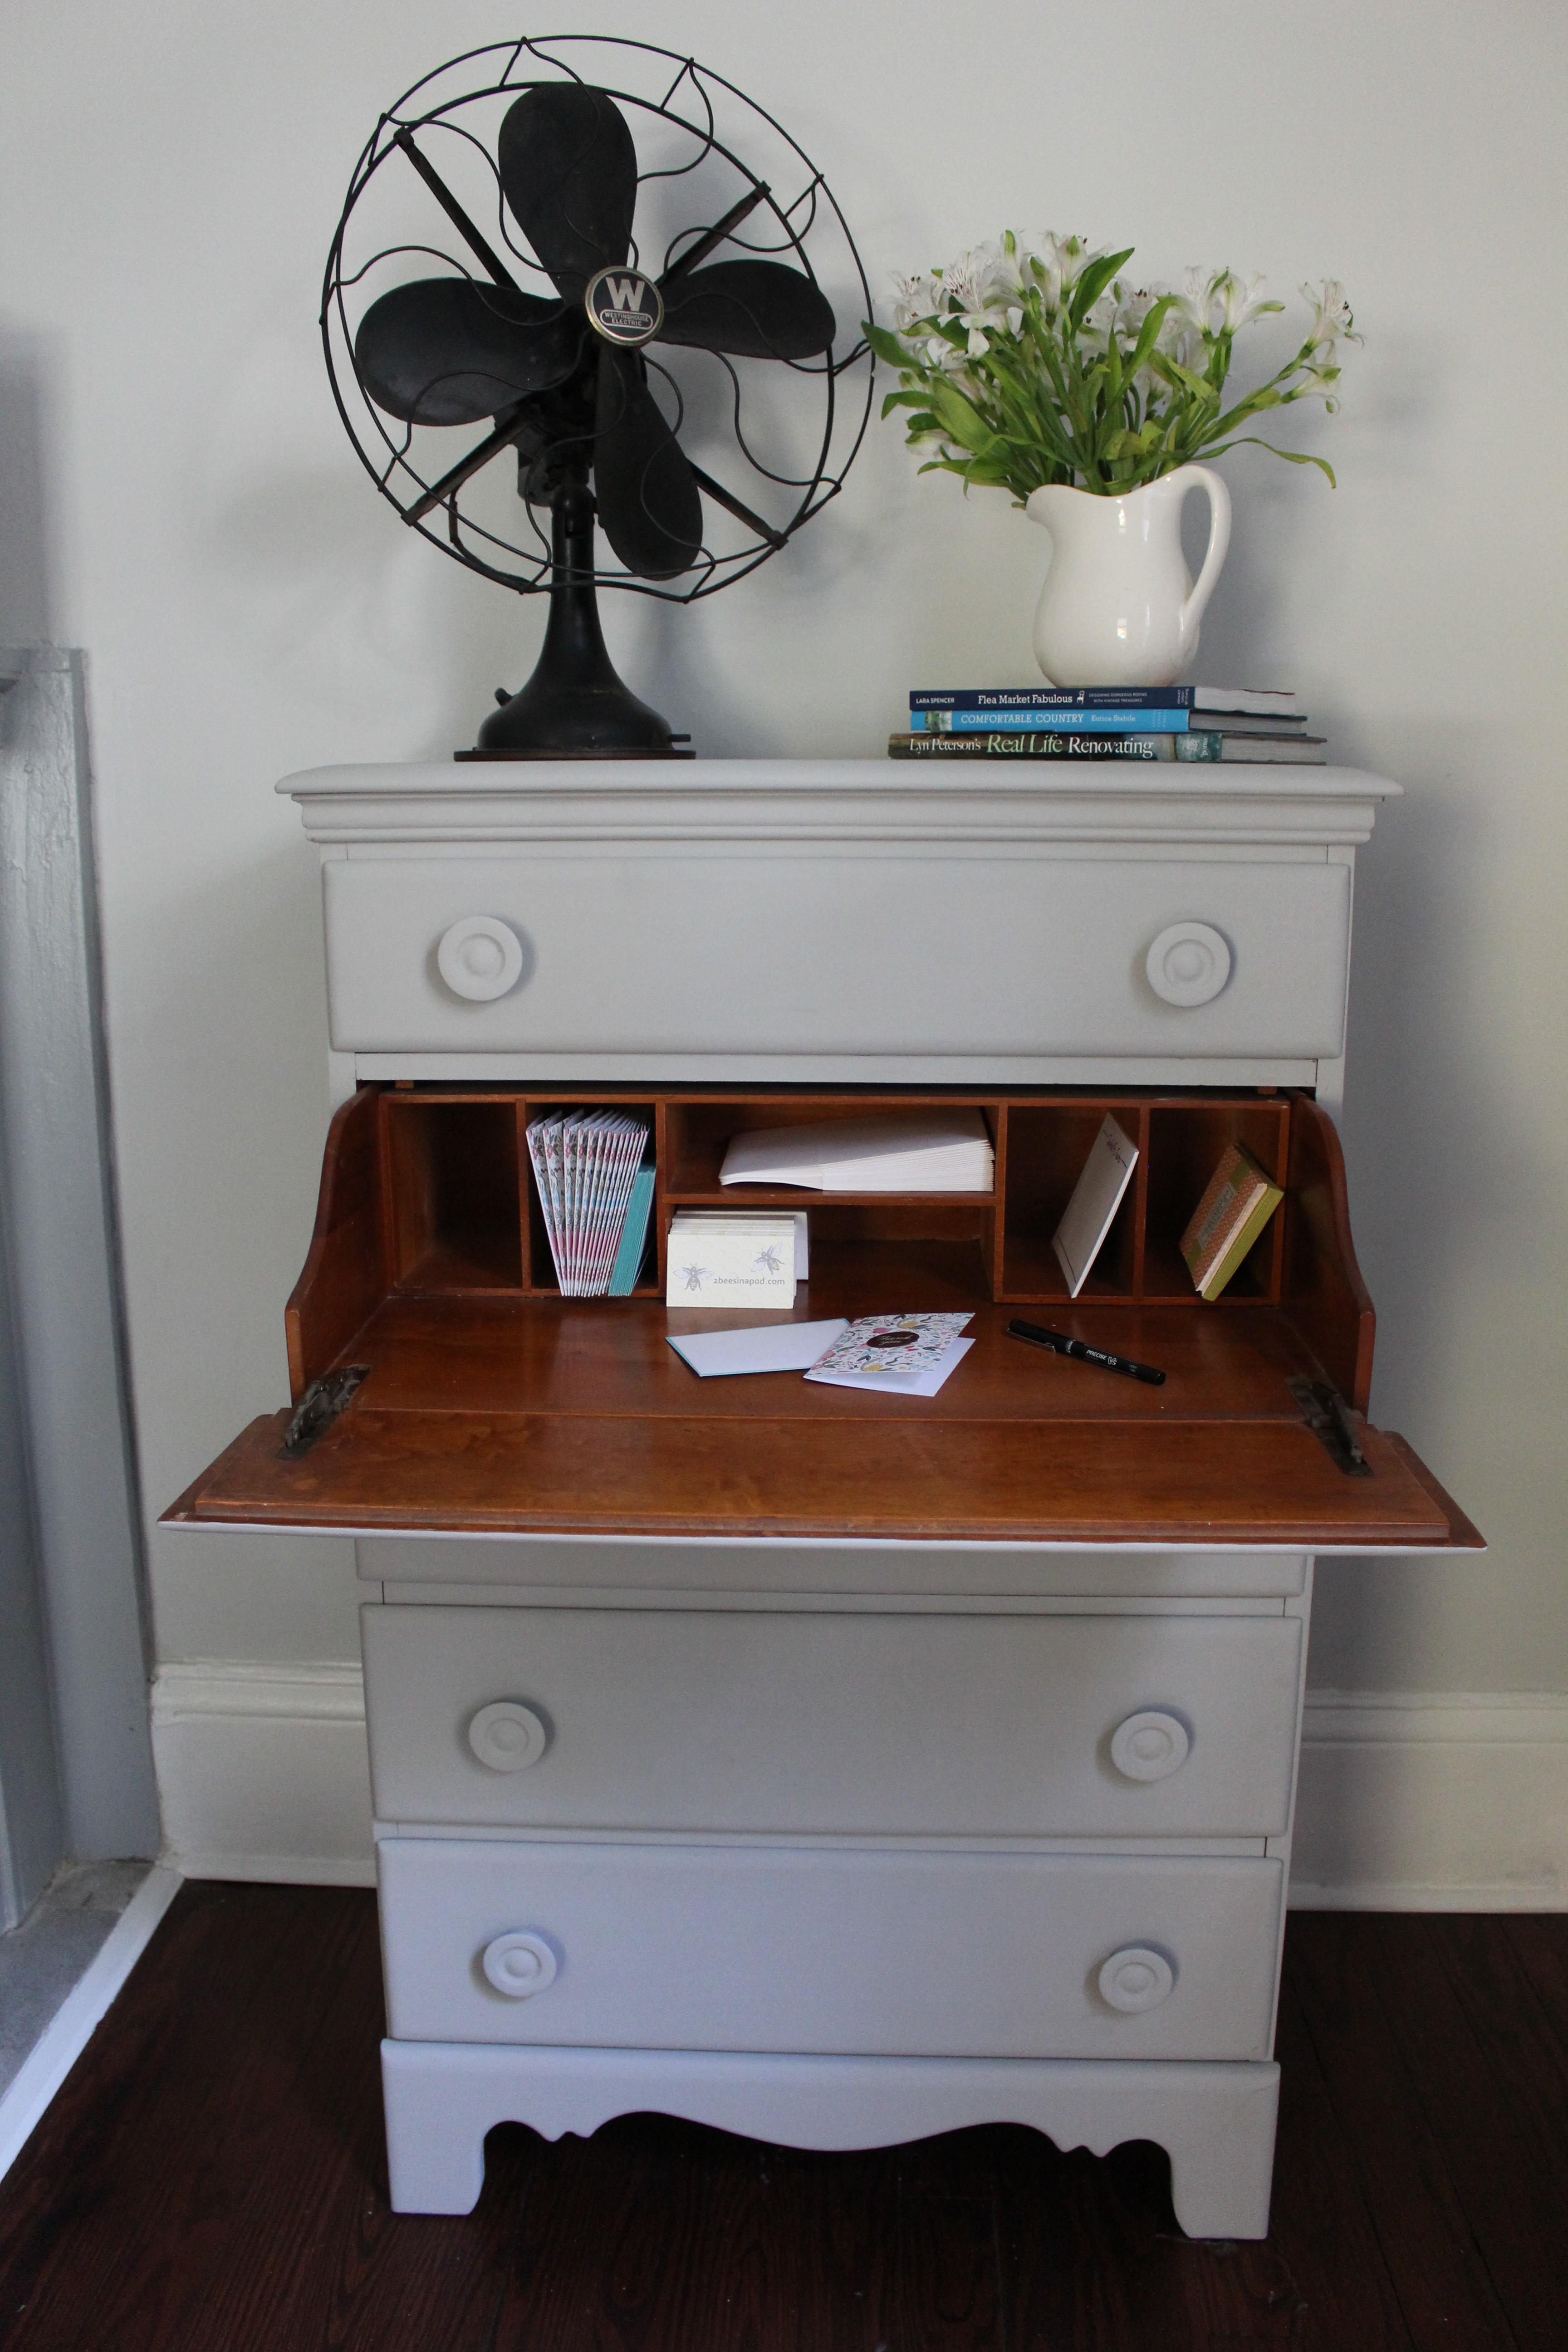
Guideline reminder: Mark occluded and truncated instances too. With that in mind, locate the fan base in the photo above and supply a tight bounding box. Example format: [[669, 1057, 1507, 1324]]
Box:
[[460, 483, 691, 761], [455, 744, 695, 761]]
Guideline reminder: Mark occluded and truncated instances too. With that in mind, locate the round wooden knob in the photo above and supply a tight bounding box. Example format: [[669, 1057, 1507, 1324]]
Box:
[[481, 1930, 559, 1999], [1098, 1945, 1175, 2013], [467, 1700, 549, 1773], [1110, 1710, 1191, 1783], [1145, 921, 1232, 1007], [436, 916, 524, 1002]]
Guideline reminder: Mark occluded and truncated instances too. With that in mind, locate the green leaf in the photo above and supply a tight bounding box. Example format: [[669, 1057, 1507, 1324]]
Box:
[[924, 378, 1005, 456], [1147, 353, 1216, 402], [1068, 248, 1134, 328], [864, 323, 913, 368], [1124, 292, 1179, 379], [1203, 435, 1337, 486]]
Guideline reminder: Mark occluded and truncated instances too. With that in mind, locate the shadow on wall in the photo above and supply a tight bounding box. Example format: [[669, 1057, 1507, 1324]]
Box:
[[1338, 726, 1525, 1440], [1310, 722, 1542, 1691], [0, 324, 53, 644]]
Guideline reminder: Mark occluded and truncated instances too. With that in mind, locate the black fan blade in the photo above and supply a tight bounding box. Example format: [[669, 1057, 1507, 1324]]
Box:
[[498, 85, 637, 300], [593, 348, 702, 579], [656, 260, 837, 359], [355, 279, 583, 426]]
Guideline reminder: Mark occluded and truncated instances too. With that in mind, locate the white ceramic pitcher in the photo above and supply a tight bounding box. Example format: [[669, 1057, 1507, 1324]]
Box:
[[1024, 466, 1231, 687]]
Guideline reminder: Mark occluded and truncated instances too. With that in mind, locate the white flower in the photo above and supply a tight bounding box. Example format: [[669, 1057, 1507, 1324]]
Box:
[[1292, 356, 1344, 408], [1300, 278, 1360, 352], [891, 271, 943, 333], [1006, 305, 1024, 336], [1211, 269, 1273, 333], [966, 327, 990, 357], [942, 241, 1021, 314], [1016, 231, 1102, 315]]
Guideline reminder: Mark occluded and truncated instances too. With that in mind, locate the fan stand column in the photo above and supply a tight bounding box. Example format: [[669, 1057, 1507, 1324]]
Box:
[[458, 476, 691, 762]]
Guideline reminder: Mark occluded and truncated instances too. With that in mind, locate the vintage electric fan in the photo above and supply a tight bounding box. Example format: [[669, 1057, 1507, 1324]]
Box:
[[323, 36, 873, 757]]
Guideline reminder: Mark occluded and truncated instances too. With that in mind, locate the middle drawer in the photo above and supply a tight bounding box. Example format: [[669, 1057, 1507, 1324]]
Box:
[[362, 1604, 1303, 1838]]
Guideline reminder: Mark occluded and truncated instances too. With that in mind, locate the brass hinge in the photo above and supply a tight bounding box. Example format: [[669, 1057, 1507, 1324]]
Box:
[[279, 1366, 370, 1460], [1289, 1377, 1372, 1477]]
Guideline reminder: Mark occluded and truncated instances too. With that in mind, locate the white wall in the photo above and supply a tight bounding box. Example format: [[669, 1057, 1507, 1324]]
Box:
[[3, 1, 1565, 1893]]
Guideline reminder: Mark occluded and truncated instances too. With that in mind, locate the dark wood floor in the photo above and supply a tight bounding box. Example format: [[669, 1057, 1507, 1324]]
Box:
[[0, 1887, 1564, 2350]]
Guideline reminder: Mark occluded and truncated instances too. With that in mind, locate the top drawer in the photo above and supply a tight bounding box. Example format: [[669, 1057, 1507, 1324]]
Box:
[[323, 853, 1350, 1060]]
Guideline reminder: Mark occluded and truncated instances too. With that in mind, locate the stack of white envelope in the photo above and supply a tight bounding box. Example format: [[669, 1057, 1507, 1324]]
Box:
[[719, 1111, 994, 1192]]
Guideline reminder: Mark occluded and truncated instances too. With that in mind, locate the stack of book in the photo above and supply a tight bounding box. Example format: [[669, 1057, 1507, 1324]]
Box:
[[889, 686, 1325, 764]]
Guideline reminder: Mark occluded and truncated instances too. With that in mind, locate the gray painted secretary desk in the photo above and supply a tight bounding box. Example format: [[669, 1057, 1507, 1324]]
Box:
[[168, 759, 1479, 2236]]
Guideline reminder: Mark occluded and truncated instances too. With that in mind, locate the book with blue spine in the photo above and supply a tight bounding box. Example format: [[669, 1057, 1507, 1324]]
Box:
[[934, 707, 1192, 733], [910, 686, 1299, 715]]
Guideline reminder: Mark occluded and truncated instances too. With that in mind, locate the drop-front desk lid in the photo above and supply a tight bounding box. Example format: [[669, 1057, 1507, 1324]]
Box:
[[166, 1287, 1479, 1552]]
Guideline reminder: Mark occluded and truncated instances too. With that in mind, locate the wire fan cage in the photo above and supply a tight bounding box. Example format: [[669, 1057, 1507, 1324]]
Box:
[[322, 33, 875, 606]]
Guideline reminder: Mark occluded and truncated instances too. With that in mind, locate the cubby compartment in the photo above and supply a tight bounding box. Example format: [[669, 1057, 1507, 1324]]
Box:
[[381, 1097, 524, 1292], [1142, 1101, 1290, 1305], [801, 1202, 998, 1309], [663, 1096, 1000, 1203], [520, 1098, 659, 1297], [1000, 1102, 1143, 1302]]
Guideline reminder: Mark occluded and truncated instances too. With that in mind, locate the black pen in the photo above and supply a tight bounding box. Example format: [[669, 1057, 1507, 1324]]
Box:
[[1006, 1318, 1166, 1387]]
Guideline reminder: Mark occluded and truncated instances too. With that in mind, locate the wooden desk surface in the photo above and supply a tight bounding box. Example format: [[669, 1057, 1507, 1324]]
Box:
[[165, 1288, 1475, 1551]]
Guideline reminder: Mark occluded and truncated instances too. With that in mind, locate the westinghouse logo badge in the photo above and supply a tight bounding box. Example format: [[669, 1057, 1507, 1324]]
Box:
[[584, 268, 664, 348]]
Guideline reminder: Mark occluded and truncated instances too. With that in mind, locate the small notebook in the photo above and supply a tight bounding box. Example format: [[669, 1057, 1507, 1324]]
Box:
[[607, 1161, 656, 1295], [1180, 1142, 1284, 1300], [1052, 1116, 1138, 1297]]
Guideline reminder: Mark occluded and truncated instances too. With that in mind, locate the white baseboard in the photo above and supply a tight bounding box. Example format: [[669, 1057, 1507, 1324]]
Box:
[[151, 1663, 375, 1887], [150, 1665, 1568, 1911], [0, 1865, 183, 2185], [1294, 1690, 1568, 1909]]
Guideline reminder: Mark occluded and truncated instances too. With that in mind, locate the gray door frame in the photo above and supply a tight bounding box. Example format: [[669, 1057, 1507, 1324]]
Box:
[[0, 647, 158, 1924]]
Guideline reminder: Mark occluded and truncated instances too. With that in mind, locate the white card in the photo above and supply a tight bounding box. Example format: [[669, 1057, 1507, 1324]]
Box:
[[667, 1318, 850, 1378], [1051, 1115, 1138, 1297], [665, 1212, 796, 1308], [669, 1209, 809, 1275]]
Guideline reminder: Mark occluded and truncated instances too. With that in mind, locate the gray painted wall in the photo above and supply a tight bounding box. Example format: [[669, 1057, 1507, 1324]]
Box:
[[0, 649, 157, 1869]]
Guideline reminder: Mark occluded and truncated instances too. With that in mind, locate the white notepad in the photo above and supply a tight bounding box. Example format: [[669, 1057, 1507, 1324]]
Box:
[[1051, 1115, 1138, 1296], [667, 1319, 850, 1378]]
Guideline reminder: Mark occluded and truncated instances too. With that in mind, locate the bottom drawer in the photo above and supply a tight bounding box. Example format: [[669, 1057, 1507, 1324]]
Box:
[[378, 1838, 1284, 2062]]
